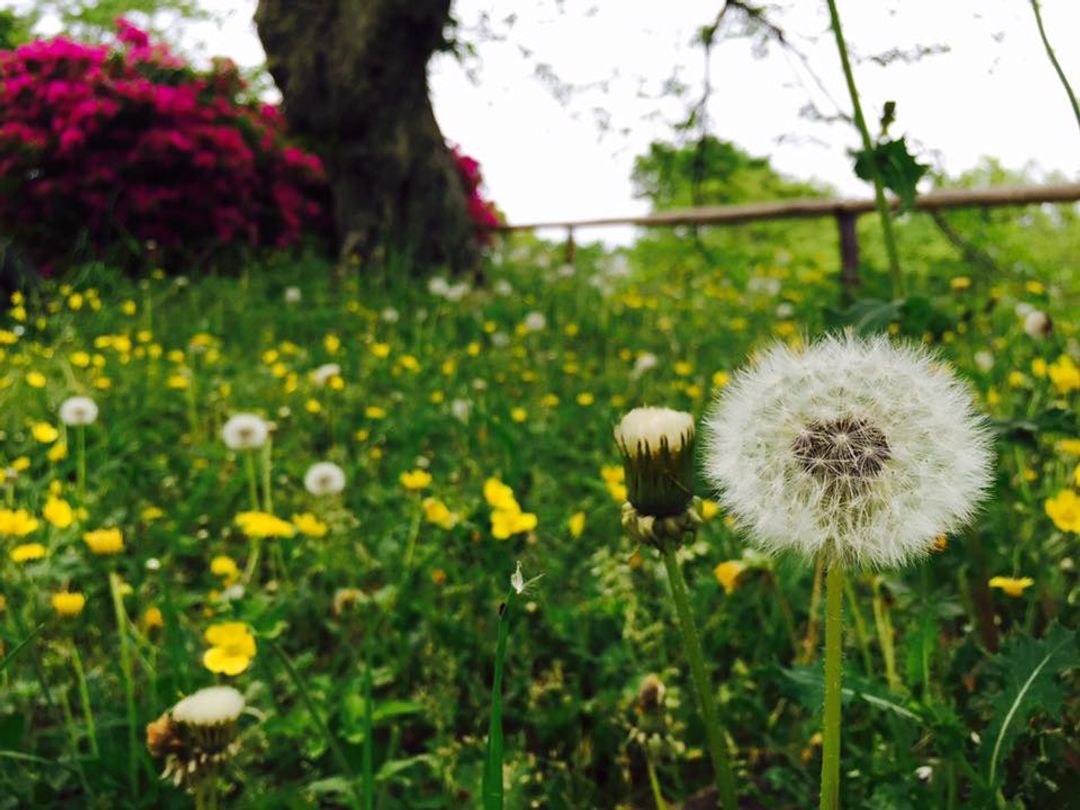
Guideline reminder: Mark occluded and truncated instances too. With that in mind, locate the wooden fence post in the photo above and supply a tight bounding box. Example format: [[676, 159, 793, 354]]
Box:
[[837, 211, 860, 295], [564, 227, 575, 266]]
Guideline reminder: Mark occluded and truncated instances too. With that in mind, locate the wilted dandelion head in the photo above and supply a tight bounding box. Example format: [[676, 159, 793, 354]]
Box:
[[304, 461, 346, 496], [221, 413, 269, 450], [311, 363, 341, 387], [59, 395, 98, 426], [148, 685, 245, 789], [702, 335, 993, 568]]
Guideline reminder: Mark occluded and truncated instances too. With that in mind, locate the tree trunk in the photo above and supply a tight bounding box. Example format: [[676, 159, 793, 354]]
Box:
[[255, 0, 480, 274]]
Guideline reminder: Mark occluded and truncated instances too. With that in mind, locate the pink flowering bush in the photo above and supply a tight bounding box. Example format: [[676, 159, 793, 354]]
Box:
[[0, 20, 328, 270], [451, 145, 501, 243]]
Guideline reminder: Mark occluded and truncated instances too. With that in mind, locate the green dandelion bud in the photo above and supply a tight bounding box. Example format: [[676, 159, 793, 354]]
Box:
[[614, 407, 696, 520]]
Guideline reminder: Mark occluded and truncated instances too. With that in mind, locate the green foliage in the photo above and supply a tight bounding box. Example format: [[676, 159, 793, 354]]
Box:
[[0, 8, 34, 48], [631, 135, 828, 209], [15, 0, 208, 43], [980, 623, 1080, 789], [853, 136, 930, 211]]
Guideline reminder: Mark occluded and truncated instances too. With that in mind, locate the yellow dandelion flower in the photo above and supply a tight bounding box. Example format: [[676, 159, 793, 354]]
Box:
[[1048, 355, 1079, 394], [1045, 490, 1080, 534], [25, 371, 46, 388], [83, 527, 124, 555], [422, 498, 458, 530], [714, 561, 746, 595], [370, 342, 391, 358], [11, 542, 47, 563], [292, 512, 329, 537], [483, 478, 517, 511], [988, 576, 1034, 597], [576, 392, 595, 406], [568, 511, 586, 538], [234, 511, 296, 539], [211, 555, 240, 583], [47, 442, 68, 463], [52, 592, 86, 617], [1057, 438, 1080, 456], [143, 606, 165, 630], [510, 407, 527, 423], [364, 405, 387, 420], [400, 469, 432, 491], [0, 508, 40, 537], [43, 496, 74, 529], [30, 422, 59, 443], [700, 499, 721, 521]]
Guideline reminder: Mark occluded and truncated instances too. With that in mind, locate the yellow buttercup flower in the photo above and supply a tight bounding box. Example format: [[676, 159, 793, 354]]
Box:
[[490, 505, 538, 540], [1048, 354, 1080, 395], [988, 576, 1034, 597], [83, 527, 124, 555], [52, 592, 86, 617], [1057, 439, 1080, 456], [568, 511, 586, 538], [142, 506, 164, 522], [400, 469, 432, 491], [714, 561, 746, 595], [143, 606, 165, 630], [202, 622, 256, 676], [700, 500, 721, 521], [211, 555, 240, 584], [1045, 490, 1080, 534], [370, 342, 391, 358], [234, 511, 296, 539], [43, 496, 74, 529], [364, 405, 387, 420], [483, 478, 517, 511], [422, 498, 458, 529], [47, 442, 68, 463], [31, 422, 59, 443], [292, 512, 329, 538], [25, 371, 46, 388], [0, 508, 40, 537], [11, 543, 47, 563]]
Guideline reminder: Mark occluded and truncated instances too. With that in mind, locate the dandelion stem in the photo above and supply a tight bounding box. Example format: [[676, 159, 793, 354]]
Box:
[[261, 436, 274, 513], [820, 560, 844, 810], [660, 542, 737, 810], [244, 450, 260, 512], [109, 572, 139, 800], [76, 425, 87, 502], [824, 0, 904, 297], [1029, 0, 1080, 135], [645, 755, 668, 810]]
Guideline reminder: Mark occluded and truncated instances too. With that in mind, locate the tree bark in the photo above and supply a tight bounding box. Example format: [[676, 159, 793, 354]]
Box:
[[255, 0, 479, 274]]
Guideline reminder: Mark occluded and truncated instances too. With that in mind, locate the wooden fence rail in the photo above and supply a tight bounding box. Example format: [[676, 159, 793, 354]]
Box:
[[494, 182, 1080, 291]]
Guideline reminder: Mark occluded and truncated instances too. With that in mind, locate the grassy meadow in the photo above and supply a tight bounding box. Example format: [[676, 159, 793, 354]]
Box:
[[1, 224, 1079, 809]]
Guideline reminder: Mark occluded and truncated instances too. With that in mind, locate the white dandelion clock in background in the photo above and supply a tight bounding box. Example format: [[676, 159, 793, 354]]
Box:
[[304, 461, 346, 496], [702, 334, 993, 569], [60, 395, 98, 499], [59, 395, 98, 426], [702, 333, 993, 810], [222, 413, 269, 451]]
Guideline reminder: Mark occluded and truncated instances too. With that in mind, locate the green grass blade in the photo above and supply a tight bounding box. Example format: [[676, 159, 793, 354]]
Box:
[[482, 590, 514, 810], [0, 624, 44, 675]]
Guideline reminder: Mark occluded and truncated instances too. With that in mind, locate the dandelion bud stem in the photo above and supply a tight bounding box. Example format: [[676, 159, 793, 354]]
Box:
[[820, 560, 844, 810]]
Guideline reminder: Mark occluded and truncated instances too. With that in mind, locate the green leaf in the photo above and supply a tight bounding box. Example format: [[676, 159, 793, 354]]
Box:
[[482, 590, 515, 810], [0, 625, 44, 676], [980, 623, 1080, 788], [852, 137, 929, 210]]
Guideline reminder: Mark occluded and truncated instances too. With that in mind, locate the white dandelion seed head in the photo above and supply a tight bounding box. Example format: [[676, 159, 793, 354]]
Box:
[[304, 461, 346, 496], [451, 398, 472, 424], [614, 407, 694, 458], [702, 334, 993, 569], [428, 277, 450, 297], [59, 395, 98, 426], [631, 352, 659, 379], [311, 363, 341, 386], [493, 279, 513, 297], [1023, 310, 1052, 340], [523, 311, 547, 332], [283, 286, 302, 304], [171, 686, 245, 727], [221, 413, 269, 450], [974, 350, 995, 372], [381, 307, 400, 323], [491, 331, 510, 348], [444, 281, 470, 302]]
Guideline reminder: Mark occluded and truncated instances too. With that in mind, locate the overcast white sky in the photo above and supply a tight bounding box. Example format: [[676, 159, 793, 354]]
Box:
[[18, 1, 1080, 244]]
